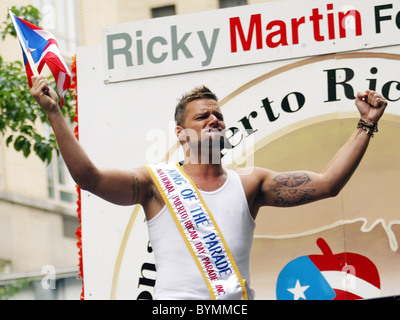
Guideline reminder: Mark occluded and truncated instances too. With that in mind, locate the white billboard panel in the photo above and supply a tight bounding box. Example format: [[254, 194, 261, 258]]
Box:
[[78, 0, 400, 300]]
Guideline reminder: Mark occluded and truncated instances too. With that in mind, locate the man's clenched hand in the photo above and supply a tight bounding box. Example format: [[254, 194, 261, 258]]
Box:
[[30, 76, 59, 113], [355, 90, 387, 124]]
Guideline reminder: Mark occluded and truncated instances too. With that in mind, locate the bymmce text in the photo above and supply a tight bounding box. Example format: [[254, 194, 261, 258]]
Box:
[[151, 303, 248, 317]]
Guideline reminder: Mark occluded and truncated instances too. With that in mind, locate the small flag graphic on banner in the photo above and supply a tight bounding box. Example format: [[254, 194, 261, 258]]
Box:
[[276, 238, 381, 300]]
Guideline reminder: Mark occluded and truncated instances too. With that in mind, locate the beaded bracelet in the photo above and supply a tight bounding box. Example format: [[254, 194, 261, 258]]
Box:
[[357, 119, 378, 137]]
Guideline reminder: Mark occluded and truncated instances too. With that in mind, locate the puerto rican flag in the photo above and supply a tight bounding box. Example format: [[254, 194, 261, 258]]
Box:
[[10, 11, 71, 107], [276, 238, 381, 300]]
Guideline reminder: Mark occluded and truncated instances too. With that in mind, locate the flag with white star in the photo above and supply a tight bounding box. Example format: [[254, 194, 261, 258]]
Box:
[[276, 255, 336, 300]]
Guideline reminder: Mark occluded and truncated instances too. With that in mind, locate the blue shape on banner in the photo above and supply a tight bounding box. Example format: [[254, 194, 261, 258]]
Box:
[[276, 256, 336, 300]]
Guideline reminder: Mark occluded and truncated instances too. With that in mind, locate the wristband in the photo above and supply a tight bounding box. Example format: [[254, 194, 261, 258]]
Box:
[[357, 119, 378, 137]]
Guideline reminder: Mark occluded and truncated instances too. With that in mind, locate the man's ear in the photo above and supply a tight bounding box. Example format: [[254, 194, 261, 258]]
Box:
[[175, 125, 187, 142]]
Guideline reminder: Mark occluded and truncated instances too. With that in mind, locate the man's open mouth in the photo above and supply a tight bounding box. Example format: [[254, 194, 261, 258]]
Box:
[[206, 129, 221, 132]]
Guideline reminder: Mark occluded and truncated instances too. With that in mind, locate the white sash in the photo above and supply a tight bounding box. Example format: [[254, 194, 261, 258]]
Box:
[[145, 162, 248, 300]]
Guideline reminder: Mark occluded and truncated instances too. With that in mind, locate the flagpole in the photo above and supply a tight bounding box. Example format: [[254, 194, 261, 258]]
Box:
[[9, 9, 39, 77], [25, 50, 40, 77]]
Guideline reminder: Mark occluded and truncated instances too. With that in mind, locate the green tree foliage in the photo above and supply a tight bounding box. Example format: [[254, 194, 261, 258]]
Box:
[[0, 278, 34, 300], [0, 5, 76, 165]]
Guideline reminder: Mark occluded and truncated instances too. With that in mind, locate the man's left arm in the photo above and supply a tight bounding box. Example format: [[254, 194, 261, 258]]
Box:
[[319, 90, 387, 196], [252, 90, 387, 210]]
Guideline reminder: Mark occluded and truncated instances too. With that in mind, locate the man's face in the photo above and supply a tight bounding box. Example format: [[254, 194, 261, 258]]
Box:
[[176, 98, 226, 151]]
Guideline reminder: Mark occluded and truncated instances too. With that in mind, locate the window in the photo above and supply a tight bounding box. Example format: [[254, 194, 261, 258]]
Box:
[[219, 0, 248, 8], [151, 5, 176, 18], [0, 259, 11, 274], [47, 152, 77, 206], [43, 120, 76, 207], [63, 215, 79, 238]]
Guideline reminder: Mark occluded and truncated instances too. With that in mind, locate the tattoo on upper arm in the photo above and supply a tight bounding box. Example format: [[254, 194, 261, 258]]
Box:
[[131, 172, 140, 204], [271, 172, 316, 207]]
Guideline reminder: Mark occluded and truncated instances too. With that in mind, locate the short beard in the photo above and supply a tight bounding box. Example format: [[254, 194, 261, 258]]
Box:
[[184, 131, 226, 164]]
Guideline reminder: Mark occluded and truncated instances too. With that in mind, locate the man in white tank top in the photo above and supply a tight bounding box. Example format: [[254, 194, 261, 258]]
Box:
[[31, 76, 387, 299]]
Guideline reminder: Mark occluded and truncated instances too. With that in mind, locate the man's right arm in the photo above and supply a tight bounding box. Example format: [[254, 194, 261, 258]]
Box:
[[30, 76, 150, 206]]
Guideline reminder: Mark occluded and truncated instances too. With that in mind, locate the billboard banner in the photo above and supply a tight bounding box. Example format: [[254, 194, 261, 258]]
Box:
[[102, 0, 400, 82], [78, 0, 400, 300]]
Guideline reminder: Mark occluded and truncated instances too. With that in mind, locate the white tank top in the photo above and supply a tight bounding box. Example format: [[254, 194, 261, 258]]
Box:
[[147, 169, 256, 300]]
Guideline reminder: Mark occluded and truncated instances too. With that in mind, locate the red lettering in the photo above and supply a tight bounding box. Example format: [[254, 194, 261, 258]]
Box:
[[204, 262, 218, 281], [230, 14, 262, 52], [160, 176, 175, 193], [216, 284, 226, 295], [339, 9, 362, 38], [155, 169, 175, 193], [309, 8, 324, 41], [189, 229, 198, 240], [184, 219, 193, 229], [266, 20, 288, 48], [172, 196, 186, 217], [228, 4, 363, 54], [327, 4, 335, 39], [184, 220, 199, 240], [291, 17, 305, 45], [195, 242, 206, 255]]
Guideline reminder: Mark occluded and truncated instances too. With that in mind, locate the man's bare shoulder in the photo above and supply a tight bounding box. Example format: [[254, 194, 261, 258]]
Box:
[[235, 166, 277, 192], [132, 165, 152, 179], [234, 167, 278, 217], [129, 165, 153, 202]]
